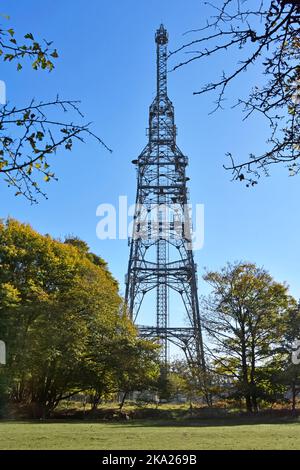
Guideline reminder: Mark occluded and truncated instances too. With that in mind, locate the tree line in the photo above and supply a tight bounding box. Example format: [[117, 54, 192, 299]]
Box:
[[167, 263, 300, 413], [0, 219, 159, 417], [0, 219, 299, 417]]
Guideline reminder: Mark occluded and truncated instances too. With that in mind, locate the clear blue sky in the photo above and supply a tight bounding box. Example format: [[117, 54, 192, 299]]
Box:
[[1, 0, 299, 303]]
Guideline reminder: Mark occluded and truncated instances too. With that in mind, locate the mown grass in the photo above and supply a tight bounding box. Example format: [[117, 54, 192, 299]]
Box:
[[0, 420, 299, 450]]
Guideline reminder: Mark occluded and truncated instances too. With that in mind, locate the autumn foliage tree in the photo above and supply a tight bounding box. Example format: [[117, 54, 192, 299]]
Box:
[[202, 262, 297, 412], [0, 219, 158, 417]]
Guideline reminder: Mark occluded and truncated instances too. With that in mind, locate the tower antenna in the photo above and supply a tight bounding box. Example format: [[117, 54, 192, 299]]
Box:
[[125, 25, 205, 377]]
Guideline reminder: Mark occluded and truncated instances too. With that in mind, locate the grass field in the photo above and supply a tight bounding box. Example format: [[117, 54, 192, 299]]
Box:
[[0, 420, 300, 450]]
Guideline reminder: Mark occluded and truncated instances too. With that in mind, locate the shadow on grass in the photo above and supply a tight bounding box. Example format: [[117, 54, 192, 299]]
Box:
[[115, 416, 300, 428], [2, 414, 299, 428], [3, 403, 300, 427]]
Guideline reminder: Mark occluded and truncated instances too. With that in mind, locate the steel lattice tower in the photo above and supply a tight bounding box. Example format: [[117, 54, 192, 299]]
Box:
[[125, 25, 205, 372]]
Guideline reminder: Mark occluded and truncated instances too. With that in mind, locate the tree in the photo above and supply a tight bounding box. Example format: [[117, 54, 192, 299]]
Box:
[[202, 262, 296, 412], [0, 219, 114, 416], [168, 361, 203, 404], [80, 316, 159, 411], [169, 360, 221, 406], [0, 17, 110, 202], [171, 1, 300, 185], [0, 219, 159, 417], [64, 236, 109, 271], [113, 335, 159, 409], [272, 300, 300, 411]]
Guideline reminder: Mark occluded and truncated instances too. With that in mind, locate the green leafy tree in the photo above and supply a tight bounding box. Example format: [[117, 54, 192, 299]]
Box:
[[64, 236, 109, 270], [113, 335, 160, 409], [170, 360, 218, 406], [0, 219, 159, 417], [80, 313, 159, 410], [203, 262, 296, 412], [0, 219, 116, 416], [270, 301, 300, 411]]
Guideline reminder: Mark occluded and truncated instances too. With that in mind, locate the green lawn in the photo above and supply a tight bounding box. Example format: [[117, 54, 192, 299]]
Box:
[[0, 421, 300, 450]]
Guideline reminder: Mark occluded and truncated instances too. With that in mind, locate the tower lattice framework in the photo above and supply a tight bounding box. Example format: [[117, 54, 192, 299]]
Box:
[[125, 25, 205, 371]]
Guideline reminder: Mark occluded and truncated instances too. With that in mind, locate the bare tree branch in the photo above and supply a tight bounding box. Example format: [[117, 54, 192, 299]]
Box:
[[0, 21, 111, 202], [170, 0, 300, 184]]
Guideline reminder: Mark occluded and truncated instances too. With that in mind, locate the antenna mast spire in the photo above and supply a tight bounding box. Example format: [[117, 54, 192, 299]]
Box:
[[125, 25, 205, 375]]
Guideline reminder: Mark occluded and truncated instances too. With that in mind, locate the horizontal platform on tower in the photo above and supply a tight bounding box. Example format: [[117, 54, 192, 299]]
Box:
[[131, 259, 191, 271], [138, 326, 197, 340]]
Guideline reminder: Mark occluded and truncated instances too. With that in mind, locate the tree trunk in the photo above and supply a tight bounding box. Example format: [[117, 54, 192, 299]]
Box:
[[250, 339, 258, 412], [30, 401, 47, 419], [251, 393, 258, 413], [241, 333, 252, 412], [292, 380, 296, 413], [245, 395, 253, 413], [119, 391, 127, 410], [90, 392, 101, 411]]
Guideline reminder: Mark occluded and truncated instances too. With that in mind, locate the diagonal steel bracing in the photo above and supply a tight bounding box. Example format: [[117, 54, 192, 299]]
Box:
[[125, 25, 205, 372]]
